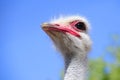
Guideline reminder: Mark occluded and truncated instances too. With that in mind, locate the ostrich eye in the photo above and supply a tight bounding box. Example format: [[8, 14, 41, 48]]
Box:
[[75, 22, 86, 31]]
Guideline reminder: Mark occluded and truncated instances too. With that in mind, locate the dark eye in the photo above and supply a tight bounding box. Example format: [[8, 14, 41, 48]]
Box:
[[75, 22, 86, 31]]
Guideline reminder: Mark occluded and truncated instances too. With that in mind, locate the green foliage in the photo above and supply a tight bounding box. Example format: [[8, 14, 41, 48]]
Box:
[[89, 35, 120, 80]]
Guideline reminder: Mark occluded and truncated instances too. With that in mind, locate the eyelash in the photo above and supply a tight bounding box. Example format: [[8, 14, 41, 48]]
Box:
[[70, 20, 79, 26]]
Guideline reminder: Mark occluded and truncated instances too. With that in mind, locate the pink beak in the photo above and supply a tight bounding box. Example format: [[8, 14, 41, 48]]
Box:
[[42, 23, 80, 37]]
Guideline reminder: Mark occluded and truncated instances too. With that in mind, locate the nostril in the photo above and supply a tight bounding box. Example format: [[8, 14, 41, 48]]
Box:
[[54, 24, 60, 26]]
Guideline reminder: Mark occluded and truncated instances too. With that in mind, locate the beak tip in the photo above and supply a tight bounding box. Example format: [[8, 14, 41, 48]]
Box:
[[41, 23, 49, 27], [41, 23, 50, 31]]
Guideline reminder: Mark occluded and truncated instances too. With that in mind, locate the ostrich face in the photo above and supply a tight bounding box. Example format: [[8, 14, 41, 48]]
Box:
[[42, 16, 92, 56]]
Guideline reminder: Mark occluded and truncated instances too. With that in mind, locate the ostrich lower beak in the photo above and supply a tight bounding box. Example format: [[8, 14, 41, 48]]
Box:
[[41, 23, 80, 37]]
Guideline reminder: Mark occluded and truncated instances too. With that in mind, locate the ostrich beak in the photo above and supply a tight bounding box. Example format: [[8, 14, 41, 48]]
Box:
[[41, 23, 80, 37], [42, 23, 53, 30]]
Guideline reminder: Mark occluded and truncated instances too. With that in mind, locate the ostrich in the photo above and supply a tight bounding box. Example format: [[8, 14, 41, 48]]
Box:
[[41, 15, 92, 80]]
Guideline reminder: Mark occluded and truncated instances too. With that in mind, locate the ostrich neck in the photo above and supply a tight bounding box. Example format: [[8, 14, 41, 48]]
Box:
[[64, 52, 88, 80]]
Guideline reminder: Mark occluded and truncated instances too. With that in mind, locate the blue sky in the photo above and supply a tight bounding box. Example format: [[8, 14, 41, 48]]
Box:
[[1, 0, 120, 80]]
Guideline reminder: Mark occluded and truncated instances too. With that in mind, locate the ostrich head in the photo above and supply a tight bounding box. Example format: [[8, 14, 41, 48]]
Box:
[[42, 15, 91, 57], [41, 15, 92, 80]]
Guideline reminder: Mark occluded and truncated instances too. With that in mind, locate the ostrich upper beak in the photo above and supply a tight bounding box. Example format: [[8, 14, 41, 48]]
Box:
[[41, 23, 80, 37], [42, 23, 53, 30]]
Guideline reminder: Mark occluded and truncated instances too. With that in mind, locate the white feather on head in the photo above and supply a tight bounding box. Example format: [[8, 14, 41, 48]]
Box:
[[50, 15, 91, 32]]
